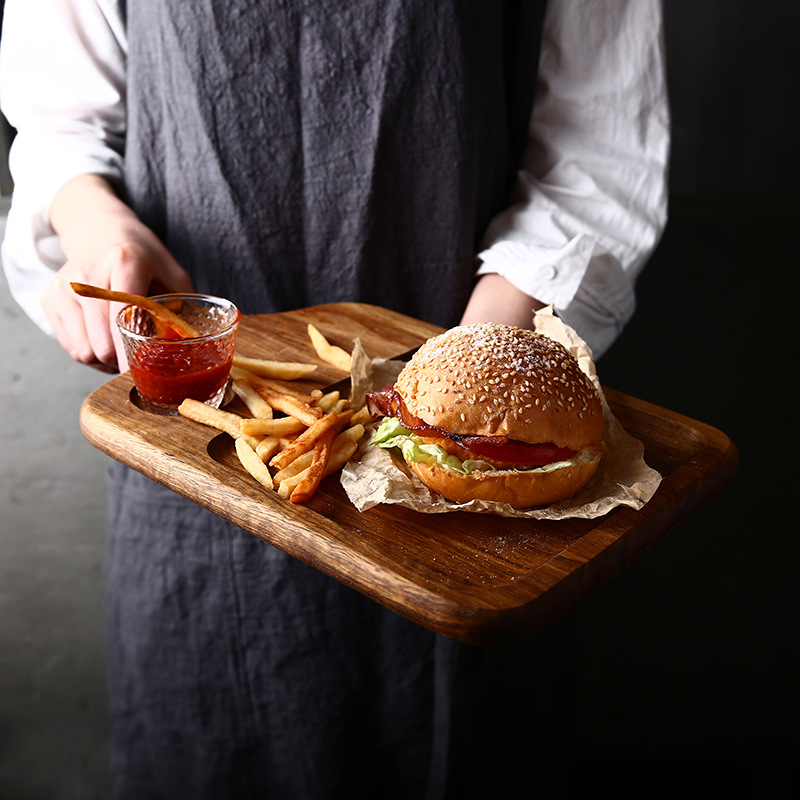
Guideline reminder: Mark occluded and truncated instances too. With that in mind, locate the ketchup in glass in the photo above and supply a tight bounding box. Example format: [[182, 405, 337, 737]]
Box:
[[117, 295, 240, 415]]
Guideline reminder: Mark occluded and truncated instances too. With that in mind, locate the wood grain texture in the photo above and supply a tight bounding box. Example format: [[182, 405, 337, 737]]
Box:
[[80, 303, 739, 646]]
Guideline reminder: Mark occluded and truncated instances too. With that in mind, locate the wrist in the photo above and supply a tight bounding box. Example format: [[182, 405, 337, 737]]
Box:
[[51, 173, 132, 235], [50, 174, 141, 261], [461, 273, 545, 329]]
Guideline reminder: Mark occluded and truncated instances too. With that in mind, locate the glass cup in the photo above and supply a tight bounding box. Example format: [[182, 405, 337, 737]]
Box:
[[116, 294, 241, 416]]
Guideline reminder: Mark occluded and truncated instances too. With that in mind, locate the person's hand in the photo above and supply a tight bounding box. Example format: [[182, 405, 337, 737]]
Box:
[[42, 175, 193, 372], [460, 273, 544, 330]]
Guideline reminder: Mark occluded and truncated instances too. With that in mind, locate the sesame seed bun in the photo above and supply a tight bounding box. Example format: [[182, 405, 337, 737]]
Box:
[[395, 323, 603, 449], [393, 323, 604, 507]]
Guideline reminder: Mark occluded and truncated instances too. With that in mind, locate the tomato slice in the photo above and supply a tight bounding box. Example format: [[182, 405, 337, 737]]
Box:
[[457, 438, 575, 466]]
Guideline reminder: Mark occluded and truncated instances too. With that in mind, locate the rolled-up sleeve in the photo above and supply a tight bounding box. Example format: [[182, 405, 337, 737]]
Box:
[[477, 0, 670, 358], [0, 0, 127, 332]]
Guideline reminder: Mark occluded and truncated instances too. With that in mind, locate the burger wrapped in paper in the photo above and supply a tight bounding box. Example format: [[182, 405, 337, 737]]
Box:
[[366, 323, 604, 509]]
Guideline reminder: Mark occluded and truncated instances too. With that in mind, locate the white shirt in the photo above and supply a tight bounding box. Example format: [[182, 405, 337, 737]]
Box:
[[0, 0, 669, 358]]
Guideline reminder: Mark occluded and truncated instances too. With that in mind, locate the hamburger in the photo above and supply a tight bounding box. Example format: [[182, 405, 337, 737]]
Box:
[[366, 322, 604, 508]]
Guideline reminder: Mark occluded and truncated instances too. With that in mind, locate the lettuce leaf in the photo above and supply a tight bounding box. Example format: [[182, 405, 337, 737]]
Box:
[[369, 417, 575, 476]]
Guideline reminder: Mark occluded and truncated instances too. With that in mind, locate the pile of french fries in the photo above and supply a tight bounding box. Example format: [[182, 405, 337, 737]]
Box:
[[178, 324, 369, 504]]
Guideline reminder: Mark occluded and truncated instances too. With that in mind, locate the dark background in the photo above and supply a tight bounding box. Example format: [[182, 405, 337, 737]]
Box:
[[1, 1, 798, 798], [561, 2, 798, 798]]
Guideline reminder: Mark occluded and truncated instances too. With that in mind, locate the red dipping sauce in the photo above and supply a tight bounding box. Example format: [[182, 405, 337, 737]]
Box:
[[127, 341, 236, 407], [116, 294, 240, 415]]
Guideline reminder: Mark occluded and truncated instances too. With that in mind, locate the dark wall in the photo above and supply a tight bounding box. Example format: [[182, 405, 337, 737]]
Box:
[[665, 0, 800, 199], [562, 3, 798, 798]]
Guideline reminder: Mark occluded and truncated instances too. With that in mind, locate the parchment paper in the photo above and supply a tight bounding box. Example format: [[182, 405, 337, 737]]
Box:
[[341, 307, 661, 519]]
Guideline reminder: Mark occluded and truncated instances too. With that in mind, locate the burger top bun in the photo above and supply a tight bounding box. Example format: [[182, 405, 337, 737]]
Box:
[[394, 322, 603, 452]]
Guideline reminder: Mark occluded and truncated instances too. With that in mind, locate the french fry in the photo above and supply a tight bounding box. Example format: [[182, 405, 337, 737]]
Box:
[[257, 379, 319, 404], [229, 365, 260, 383], [233, 371, 321, 425], [234, 437, 274, 490], [283, 427, 363, 504], [231, 364, 314, 397], [70, 282, 198, 337], [178, 398, 242, 438], [313, 390, 340, 412], [315, 391, 348, 415], [239, 416, 306, 437], [231, 378, 273, 418], [232, 353, 317, 380], [231, 367, 319, 404], [326, 439, 359, 474], [307, 323, 352, 372], [351, 405, 372, 426], [272, 450, 315, 486], [277, 475, 301, 499], [272, 423, 364, 488], [269, 409, 353, 472], [336, 422, 366, 446], [289, 430, 336, 504], [257, 390, 322, 426], [255, 435, 282, 462], [231, 367, 322, 405], [277, 439, 299, 455], [325, 426, 363, 472]]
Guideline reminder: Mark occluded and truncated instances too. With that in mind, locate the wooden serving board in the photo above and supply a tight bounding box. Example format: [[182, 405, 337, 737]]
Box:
[[80, 303, 738, 646]]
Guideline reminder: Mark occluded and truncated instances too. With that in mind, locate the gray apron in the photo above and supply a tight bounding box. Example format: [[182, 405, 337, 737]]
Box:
[[108, 2, 567, 798]]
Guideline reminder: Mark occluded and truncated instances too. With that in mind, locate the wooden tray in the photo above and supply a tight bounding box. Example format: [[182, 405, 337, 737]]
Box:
[[80, 303, 738, 646]]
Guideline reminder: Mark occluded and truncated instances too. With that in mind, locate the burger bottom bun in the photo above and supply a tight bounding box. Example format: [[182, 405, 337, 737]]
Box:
[[405, 454, 601, 509]]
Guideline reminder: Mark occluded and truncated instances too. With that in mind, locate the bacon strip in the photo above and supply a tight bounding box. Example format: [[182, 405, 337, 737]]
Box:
[[365, 385, 397, 419]]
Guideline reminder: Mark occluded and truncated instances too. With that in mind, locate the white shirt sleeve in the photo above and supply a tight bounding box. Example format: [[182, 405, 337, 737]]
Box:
[[477, 0, 670, 358], [0, 0, 127, 332]]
